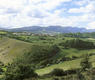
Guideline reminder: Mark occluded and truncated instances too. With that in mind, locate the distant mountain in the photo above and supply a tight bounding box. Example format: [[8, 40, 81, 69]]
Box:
[[6, 26, 95, 33], [8, 26, 43, 32], [45, 26, 87, 33]]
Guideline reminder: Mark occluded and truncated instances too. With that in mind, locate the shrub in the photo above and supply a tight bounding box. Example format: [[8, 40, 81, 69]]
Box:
[[5, 63, 38, 80], [72, 56, 78, 60], [53, 78, 59, 80], [17, 44, 60, 68], [65, 68, 79, 75], [77, 72, 86, 80], [0, 61, 4, 75], [50, 68, 64, 76], [80, 54, 92, 71], [64, 39, 95, 49]]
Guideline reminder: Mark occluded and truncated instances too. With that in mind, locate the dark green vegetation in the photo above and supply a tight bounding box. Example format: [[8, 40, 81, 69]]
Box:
[[63, 39, 95, 49], [5, 63, 38, 80], [13, 44, 60, 69], [1, 31, 95, 80], [63, 32, 95, 38]]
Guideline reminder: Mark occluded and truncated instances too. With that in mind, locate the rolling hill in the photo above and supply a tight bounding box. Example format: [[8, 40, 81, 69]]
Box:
[[0, 37, 32, 63], [1, 30, 95, 77]]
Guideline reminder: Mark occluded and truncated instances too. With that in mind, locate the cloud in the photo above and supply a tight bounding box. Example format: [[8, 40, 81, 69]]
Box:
[[87, 22, 95, 29], [68, 3, 95, 13], [67, 0, 95, 29], [0, 0, 72, 28], [0, 0, 94, 29], [74, 0, 90, 6]]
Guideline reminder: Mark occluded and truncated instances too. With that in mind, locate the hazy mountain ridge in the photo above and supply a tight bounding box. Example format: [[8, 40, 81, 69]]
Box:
[[3, 26, 95, 33]]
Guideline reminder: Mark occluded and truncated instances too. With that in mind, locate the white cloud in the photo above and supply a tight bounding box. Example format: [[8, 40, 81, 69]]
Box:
[[87, 22, 95, 29], [67, 0, 95, 29], [0, 0, 72, 28], [68, 3, 95, 13], [37, 0, 71, 11], [0, 0, 24, 10], [0, 0, 94, 29], [74, 0, 90, 6]]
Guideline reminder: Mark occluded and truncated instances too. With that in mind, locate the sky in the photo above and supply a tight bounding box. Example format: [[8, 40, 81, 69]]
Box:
[[0, 0, 95, 29]]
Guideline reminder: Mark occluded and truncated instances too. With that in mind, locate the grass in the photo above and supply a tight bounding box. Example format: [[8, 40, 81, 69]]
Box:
[[0, 31, 7, 35], [36, 58, 81, 75], [36, 54, 95, 76], [1, 35, 95, 76], [0, 37, 32, 63]]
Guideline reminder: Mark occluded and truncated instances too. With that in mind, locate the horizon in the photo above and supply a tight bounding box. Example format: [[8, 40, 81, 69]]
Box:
[[0, 0, 95, 29], [2, 25, 94, 30]]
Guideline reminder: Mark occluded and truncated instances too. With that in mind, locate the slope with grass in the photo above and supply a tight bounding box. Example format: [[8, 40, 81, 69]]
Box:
[[0, 37, 32, 63], [36, 54, 95, 76]]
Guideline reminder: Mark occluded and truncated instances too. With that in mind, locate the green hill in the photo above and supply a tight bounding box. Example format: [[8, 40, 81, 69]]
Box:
[[1, 34, 95, 76], [0, 37, 32, 63]]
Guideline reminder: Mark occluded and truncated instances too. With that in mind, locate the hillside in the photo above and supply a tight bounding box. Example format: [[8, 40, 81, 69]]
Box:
[[0, 32, 95, 80], [0, 37, 32, 63]]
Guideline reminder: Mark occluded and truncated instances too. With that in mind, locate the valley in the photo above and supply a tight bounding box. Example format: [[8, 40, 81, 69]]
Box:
[[0, 30, 95, 80]]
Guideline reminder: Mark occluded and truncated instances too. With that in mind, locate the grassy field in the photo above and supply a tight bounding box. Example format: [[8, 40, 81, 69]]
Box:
[[0, 37, 32, 63], [36, 58, 81, 75], [36, 54, 95, 76]]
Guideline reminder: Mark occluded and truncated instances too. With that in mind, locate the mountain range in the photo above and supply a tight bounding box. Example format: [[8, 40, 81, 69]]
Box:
[[2, 26, 95, 33]]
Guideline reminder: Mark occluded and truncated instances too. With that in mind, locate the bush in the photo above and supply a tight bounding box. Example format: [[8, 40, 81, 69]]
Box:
[[50, 68, 64, 76], [80, 54, 92, 71], [5, 63, 38, 80], [0, 61, 4, 75], [65, 68, 80, 75], [17, 44, 60, 68], [72, 56, 78, 60], [53, 78, 59, 80], [64, 39, 95, 49]]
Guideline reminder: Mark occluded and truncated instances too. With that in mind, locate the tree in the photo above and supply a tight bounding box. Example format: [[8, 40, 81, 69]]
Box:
[[5, 63, 38, 80], [18, 44, 60, 68], [80, 54, 92, 71], [0, 61, 4, 75], [50, 68, 64, 76], [63, 39, 95, 49]]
